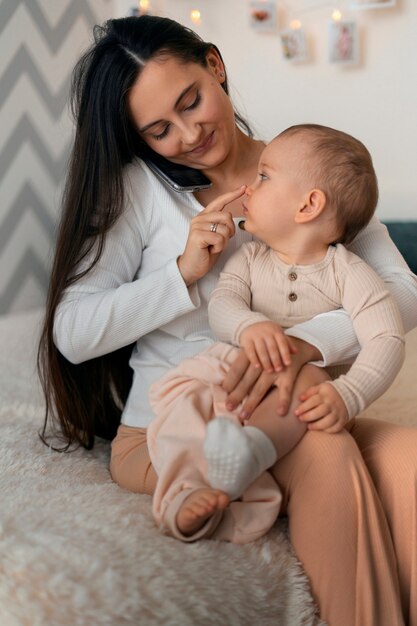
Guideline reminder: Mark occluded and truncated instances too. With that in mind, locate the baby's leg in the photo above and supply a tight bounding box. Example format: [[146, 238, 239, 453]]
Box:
[[204, 364, 330, 499], [247, 364, 331, 459]]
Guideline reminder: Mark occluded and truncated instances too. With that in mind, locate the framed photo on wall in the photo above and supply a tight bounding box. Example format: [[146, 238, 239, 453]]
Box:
[[328, 20, 359, 65], [280, 29, 309, 63], [349, 0, 396, 8], [249, 1, 277, 32]]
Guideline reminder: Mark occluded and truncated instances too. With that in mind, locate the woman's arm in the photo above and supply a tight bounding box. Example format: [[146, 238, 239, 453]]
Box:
[[54, 205, 199, 364], [54, 181, 241, 364], [349, 216, 417, 333], [285, 216, 417, 367]]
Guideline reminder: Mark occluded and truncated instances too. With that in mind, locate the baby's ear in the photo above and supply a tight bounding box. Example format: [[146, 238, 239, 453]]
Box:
[[295, 189, 326, 224]]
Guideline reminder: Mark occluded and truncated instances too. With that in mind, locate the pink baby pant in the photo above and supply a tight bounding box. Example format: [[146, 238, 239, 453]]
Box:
[[147, 341, 282, 543]]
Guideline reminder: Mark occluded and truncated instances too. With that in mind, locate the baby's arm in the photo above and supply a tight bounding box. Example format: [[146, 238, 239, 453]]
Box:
[[285, 216, 417, 368], [208, 243, 270, 344], [295, 252, 405, 432], [239, 322, 297, 373], [209, 243, 297, 372]]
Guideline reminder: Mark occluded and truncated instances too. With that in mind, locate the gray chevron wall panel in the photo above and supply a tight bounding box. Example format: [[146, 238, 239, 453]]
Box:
[[0, 0, 114, 314]]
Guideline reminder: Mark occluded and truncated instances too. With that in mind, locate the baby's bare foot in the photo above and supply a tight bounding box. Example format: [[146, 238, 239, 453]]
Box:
[[176, 488, 229, 536]]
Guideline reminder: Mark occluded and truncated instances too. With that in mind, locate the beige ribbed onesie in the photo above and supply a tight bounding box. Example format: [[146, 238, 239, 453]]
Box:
[[147, 240, 406, 545], [208, 241, 405, 418]]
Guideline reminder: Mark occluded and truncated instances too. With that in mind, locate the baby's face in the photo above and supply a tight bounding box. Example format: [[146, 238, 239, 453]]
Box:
[[242, 135, 310, 244]]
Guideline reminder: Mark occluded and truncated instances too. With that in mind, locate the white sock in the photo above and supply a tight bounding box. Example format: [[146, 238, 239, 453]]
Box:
[[203, 417, 278, 500]]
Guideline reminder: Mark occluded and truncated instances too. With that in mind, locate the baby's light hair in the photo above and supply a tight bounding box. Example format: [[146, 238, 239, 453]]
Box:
[[278, 124, 378, 244]]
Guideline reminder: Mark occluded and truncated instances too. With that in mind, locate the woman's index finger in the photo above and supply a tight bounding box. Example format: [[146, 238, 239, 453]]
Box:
[[201, 185, 246, 214]]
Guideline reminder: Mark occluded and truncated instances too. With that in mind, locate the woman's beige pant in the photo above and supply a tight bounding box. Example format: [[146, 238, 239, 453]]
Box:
[[111, 414, 417, 626]]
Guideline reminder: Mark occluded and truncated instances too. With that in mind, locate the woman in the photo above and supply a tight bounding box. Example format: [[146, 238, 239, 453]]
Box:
[[38, 15, 417, 626]]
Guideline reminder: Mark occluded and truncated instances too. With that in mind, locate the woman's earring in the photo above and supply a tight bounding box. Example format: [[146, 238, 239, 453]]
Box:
[[219, 71, 225, 78]]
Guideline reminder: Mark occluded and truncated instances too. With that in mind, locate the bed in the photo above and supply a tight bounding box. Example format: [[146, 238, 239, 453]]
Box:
[[0, 309, 415, 626]]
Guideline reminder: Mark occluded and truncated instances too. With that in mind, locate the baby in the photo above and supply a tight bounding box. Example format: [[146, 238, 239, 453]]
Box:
[[148, 124, 405, 541]]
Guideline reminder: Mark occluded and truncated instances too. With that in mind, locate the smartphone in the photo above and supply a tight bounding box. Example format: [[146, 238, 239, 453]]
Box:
[[141, 150, 212, 193]]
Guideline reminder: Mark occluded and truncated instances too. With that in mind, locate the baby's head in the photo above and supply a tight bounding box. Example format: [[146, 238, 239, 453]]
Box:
[[243, 124, 378, 246], [279, 124, 378, 244]]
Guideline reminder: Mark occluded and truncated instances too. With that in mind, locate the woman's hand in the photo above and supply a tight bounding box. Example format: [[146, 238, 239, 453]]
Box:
[[223, 337, 322, 420], [295, 382, 349, 433], [222, 350, 279, 421], [272, 338, 321, 416], [177, 186, 246, 286]]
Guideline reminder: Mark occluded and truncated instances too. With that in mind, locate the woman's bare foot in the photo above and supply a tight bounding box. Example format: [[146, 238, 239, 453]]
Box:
[[176, 488, 230, 536]]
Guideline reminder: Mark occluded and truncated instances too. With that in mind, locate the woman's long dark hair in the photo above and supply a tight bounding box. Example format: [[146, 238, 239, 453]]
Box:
[[38, 15, 252, 451]]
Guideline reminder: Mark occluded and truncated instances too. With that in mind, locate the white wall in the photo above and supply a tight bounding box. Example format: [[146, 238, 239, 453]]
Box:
[[1, 0, 411, 314], [115, 0, 417, 220]]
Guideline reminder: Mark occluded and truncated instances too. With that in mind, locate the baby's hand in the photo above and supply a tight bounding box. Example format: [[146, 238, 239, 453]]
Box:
[[239, 322, 297, 373], [295, 382, 348, 433]]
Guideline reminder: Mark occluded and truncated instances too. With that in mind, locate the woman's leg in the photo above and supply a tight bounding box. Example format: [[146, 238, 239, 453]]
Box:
[[110, 424, 157, 495], [270, 425, 404, 626], [349, 417, 417, 626]]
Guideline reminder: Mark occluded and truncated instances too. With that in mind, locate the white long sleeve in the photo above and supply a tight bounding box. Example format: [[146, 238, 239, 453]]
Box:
[[285, 216, 417, 366], [54, 178, 200, 364]]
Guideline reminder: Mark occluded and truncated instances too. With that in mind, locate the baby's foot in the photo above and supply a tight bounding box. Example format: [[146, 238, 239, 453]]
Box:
[[204, 418, 277, 500], [176, 488, 229, 536]]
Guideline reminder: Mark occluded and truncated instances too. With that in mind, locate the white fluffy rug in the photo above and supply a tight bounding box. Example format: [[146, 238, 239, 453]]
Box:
[[0, 310, 325, 626], [1, 311, 416, 626]]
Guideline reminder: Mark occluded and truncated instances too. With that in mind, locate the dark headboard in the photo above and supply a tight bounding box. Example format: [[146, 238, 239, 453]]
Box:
[[384, 222, 417, 274]]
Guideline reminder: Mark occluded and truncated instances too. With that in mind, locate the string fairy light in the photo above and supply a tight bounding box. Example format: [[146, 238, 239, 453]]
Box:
[[190, 9, 202, 25], [332, 9, 343, 20], [280, 1, 347, 27], [139, 0, 150, 15]]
